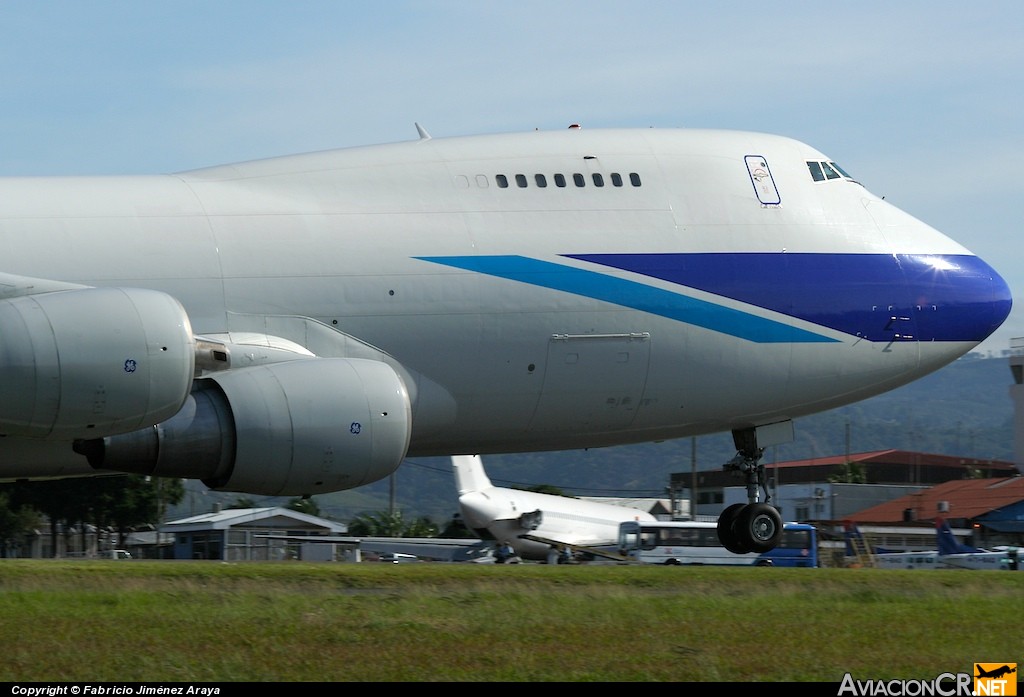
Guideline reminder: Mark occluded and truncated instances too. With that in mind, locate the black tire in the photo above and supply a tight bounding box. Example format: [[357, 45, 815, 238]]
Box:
[[717, 503, 751, 554], [735, 503, 783, 553]]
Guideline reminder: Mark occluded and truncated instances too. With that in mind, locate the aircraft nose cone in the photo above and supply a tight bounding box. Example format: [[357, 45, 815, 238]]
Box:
[[906, 254, 1012, 344], [959, 257, 1012, 344], [983, 265, 1013, 339]]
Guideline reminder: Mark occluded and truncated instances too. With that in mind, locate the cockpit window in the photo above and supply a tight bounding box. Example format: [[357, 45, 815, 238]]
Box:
[[829, 161, 852, 178], [807, 160, 855, 182]]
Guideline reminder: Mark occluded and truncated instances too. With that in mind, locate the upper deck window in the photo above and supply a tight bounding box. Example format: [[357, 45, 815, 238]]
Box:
[[483, 170, 643, 190]]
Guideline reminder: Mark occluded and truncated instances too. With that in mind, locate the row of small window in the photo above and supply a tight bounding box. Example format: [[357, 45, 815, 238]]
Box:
[[495, 172, 643, 189]]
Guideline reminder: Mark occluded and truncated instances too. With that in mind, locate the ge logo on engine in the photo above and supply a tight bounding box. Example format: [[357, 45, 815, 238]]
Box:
[[350, 422, 362, 434], [124, 359, 137, 373]]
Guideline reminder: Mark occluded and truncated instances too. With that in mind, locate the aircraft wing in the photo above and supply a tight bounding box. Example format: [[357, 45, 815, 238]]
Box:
[[256, 534, 488, 547], [255, 534, 494, 562], [519, 533, 631, 562]]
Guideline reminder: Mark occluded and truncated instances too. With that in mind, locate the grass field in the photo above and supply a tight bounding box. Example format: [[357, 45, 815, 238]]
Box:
[[0, 559, 1020, 683]]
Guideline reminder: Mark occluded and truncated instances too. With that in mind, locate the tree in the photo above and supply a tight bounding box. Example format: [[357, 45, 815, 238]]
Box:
[[404, 516, 439, 538], [526, 484, 571, 496], [348, 511, 404, 536], [8, 478, 79, 557], [0, 490, 40, 557], [103, 476, 160, 547], [828, 461, 867, 484], [438, 513, 477, 539], [347, 510, 438, 537], [2, 475, 184, 556], [287, 497, 320, 517]]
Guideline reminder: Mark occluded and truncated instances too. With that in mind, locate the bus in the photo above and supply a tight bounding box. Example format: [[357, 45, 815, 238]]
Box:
[[617, 520, 818, 567]]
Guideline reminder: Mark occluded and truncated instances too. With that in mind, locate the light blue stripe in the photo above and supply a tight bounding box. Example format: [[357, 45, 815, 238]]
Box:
[[416, 255, 837, 344]]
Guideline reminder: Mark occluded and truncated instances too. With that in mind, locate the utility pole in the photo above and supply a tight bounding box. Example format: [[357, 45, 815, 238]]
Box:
[[690, 436, 697, 520]]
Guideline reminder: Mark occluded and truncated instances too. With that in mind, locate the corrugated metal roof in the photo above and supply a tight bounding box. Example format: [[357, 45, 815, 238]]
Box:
[[844, 477, 1024, 523], [768, 450, 1015, 470], [162, 507, 347, 533]]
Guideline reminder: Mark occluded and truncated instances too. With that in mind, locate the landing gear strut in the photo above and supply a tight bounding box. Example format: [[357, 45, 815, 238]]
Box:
[[717, 427, 783, 554]]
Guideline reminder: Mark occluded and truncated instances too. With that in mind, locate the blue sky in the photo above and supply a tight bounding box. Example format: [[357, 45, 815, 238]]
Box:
[[1, 1, 1021, 354]]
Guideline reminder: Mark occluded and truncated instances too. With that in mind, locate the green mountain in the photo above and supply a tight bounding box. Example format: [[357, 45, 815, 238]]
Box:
[[167, 351, 1018, 526]]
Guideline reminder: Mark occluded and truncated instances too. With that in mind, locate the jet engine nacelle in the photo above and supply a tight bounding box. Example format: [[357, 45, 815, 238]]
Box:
[[75, 357, 413, 497], [0, 287, 195, 439]]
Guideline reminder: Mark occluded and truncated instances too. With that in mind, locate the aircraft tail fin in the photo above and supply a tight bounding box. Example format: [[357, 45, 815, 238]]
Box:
[[935, 517, 982, 555], [452, 455, 493, 496]]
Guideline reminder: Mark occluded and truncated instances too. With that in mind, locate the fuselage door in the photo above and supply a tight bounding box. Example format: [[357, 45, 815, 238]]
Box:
[[529, 332, 651, 433], [745, 155, 781, 205]]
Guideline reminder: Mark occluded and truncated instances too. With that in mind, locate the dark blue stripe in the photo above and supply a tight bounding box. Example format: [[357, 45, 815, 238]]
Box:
[[415, 255, 837, 343], [565, 252, 1011, 342]]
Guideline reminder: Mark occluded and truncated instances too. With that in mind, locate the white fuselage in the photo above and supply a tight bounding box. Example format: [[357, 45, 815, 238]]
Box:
[[453, 454, 655, 561], [0, 128, 1011, 493]]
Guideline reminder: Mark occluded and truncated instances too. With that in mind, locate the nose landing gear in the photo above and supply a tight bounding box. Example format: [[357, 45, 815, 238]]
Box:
[[717, 428, 784, 554]]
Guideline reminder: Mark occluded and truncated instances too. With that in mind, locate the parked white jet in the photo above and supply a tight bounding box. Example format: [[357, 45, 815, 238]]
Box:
[[453, 454, 654, 562], [0, 124, 1011, 553]]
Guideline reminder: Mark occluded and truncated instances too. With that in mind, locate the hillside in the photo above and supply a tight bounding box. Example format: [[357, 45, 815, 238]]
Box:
[[167, 352, 1018, 526]]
